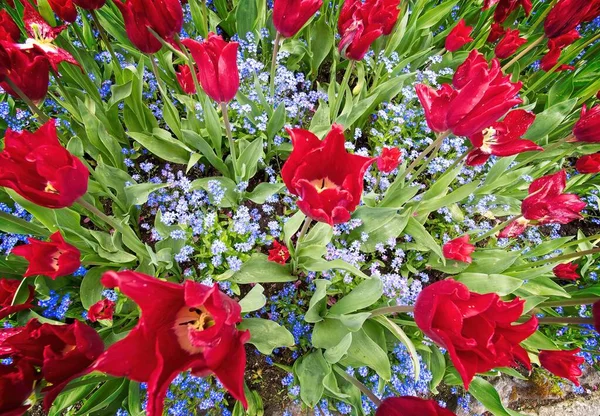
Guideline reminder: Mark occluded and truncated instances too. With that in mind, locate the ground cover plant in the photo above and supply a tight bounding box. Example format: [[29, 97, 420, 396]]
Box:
[[1, 0, 600, 415]]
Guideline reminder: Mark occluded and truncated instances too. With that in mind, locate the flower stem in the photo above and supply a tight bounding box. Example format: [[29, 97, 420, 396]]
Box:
[[471, 215, 522, 244], [396, 131, 449, 183], [200, 0, 209, 37], [269, 32, 282, 99], [369, 305, 415, 317], [511, 248, 600, 271], [540, 298, 599, 308], [90, 10, 120, 73], [333, 366, 381, 407], [3, 78, 49, 123], [220, 102, 237, 177], [331, 60, 355, 119], [76, 198, 119, 231], [409, 139, 443, 181], [296, 217, 313, 246], [537, 317, 594, 325], [502, 35, 545, 72], [148, 27, 188, 60]]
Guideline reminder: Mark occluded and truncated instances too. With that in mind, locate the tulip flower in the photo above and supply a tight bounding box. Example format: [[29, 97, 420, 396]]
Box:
[[268, 240, 290, 264], [115, 0, 183, 54], [176, 64, 197, 94], [273, 0, 323, 38], [0, 319, 104, 410], [466, 109, 542, 166], [0, 43, 50, 103], [521, 170, 586, 225], [414, 280, 538, 388], [442, 235, 475, 263], [338, 0, 401, 61], [495, 28, 527, 59], [544, 0, 600, 39], [498, 217, 529, 239], [376, 396, 456, 416], [416, 50, 523, 137], [93, 271, 249, 416], [539, 349, 584, 386], [483, 0, 532, 24], [87, 299, 116, 322], [0, 9, 21, 42], [377, 147, 402, 173], [0, 120, 89, 208], [47, 0, 78, 23], [182, 34, 240, 103], [573, 105, 600, 143], [12, 232, 81, 279], [445, 19, 473, 52], [576, 153, 600, 173], [0, 279, 35, 320], [73, 0, 106, 10], [487, 23, 506, 43], [540, 40, 575, 72], [0, 359, 36, 416], [552, 263, 579, 280], [281, 125, 375, 225]]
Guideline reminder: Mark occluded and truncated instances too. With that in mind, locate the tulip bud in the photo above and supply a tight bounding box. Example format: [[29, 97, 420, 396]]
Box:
[[273, 0, 323, 38]]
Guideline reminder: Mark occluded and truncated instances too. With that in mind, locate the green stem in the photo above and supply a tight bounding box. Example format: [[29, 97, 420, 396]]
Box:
[[220, 102, 238, 177], [409, 139, 443, 181], [502, 35, 545, 72], [445, 150, 469, 172], [331, 60, 355, 119], [270, 32, 283, 99], [3, 78, 49, 123], [396, 132, 450, 183], [511, 248, 600, 271], [296, 217, 313, 247], [472, 215, 523, 244], [369, 305, 415, 317], [148, 27, 188, 60], [537, 317, 594, 325], [200, 0, 209, 36], [90, 10, 120, 73], [76, 198, 120, 231], [540, 298, 599, 308], [333, 366, 381, 407]]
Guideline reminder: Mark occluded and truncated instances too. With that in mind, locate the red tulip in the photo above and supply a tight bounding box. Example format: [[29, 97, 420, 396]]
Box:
[[540, 40, 575, 72], [87, 299, 116, 322], [487, 22, 506, 43], [466, 109, 541, 166], [377, 147, 402, 173], [281, 125, 375, 225], [495, 28, 527, 59], [0, 319, 104, 410], [498, 217, 529, 239], [0, 120, 89, 208], [273, 0, 323, 38], [416, 50, 523, 137], [93, 271, 249, 416], [0, 359, 36, 416], [176, 64, 196, 94], [552, 263, 579, 280], [47, 0, 78, 23], [115, 0, 183, 54], [442, 235, 475, 263], [12, 232, 81, 279], [376, 396, 456, 416], [593, 301, 600, 333], [0, 279, 35, 320], [544, 0, 600, 39], [338, 0, 400, 60], [414, 280, 538, 389], [521, 170, 586, 225], [182, 34, 239, 103], [576, 153, 600, 174], [268, 240, 290, 264], [445, 19, 473, 52], [539, 349, 584, 386], [573, 105, 600, 143], [0, 10, 20, 42], [20, 0, 81, 71], [0, 43, 50, 103], [483, 0, 532, 24], [73, 0, 106, 10]]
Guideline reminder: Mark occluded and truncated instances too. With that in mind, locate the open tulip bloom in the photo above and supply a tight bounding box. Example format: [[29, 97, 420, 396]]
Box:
[[2, 0, 600, 414]]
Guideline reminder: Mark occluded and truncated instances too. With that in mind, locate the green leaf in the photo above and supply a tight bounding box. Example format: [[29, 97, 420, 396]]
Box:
[[246, 182, 285, 204], [416, 0, 459, 30], [238, 318, 295, 355], [236, 138, 264, 182], [524, 98, 578, 141], [310, 14, 333, 76], [343, 328, 391, 381], [124, 183, 168, 206], [300, 258, 370, 280], [404, 217, 444, 261], [521, 331, 559, 351], [181, 129, 230, 176], [127, 382, 144, 416], [324, 333, 353, 364], [230, 254, 296, 283], [305, 279, 332, 323], [74, 378, 128, 415], [128, 130, 192, 164], [236, 0, 262, 38], [330, 278, 383, 315], [425, 344, 446, 394], [312, 318, 351, 349], [464, 250, 520, 274], [239, 284, 267, 313], [349, 207, 409, 253], [0, 211, 50, 237], [191, 176, 238, 207], [373, 316, 420, 381], [80, 268, 108, 309], [455, 273, 523, 296], [284, 211, 306, 251], [202, 97, 223, 155], [267, 105, 286, 140], [469, 377, 525, 416], [295, 350, 331, 407]]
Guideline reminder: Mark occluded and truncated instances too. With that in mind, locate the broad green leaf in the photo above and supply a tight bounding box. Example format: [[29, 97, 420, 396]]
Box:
[[231, 254, 295, 283], [455, 273, 523, 296], [239, 318, 295, 355], [239, 284, 267, 313], [246, 182, 285, 204], [295, 350, 331, 407], [404, 217, 444, 261], [469, 377, 525, 416], [305, 279, 332, 323], [330, 278, 383, 315], [342, 328, 391, 381], [372, 316, 420, 381]]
